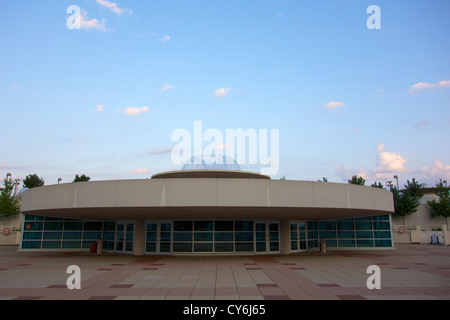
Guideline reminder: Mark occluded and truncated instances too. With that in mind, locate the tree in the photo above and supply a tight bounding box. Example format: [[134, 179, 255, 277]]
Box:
[[23, 174, 45, 189], [391, 178, 423, 225], [348, 175, 365, 185], [371, 182, 384, 189], [73, 174, 91, 182], [318, 177, 328, 182], [0, 178, 20, 217], [427, 179, 450, 223]]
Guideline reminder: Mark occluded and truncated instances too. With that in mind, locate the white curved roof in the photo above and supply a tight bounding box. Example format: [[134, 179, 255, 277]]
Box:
[[20, 174, 394, 221]]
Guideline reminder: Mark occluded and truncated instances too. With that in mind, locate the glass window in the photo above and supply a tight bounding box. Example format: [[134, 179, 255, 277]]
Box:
[[194, 243, 213, 252], [160, 243, 171, 253], [44, 222, 63, 231], [337, 221, 354, 230], [375, 239, 392, 247], [173, 243, 192, 252], [215, 243, 233, 252], [373, 215, 389, 221], [338, 231, 355, 238], [84, 222, 103, 231], [373, 222, 390, 231], [25, 215, 44, 221], [43, 241, 61, 249], [64, 221, 83, 231], [194, 221, 213, 231], [103, 221, 116, 231], [23, 232, 42, 240], [194, 233, 213, 242], [146, 233, 157, 241], [307, 221, 317, 230], [374, 231, 391, 239], [235, 221, 253, 231], [22, 241, 41, 249], [160, 232, 170, 242], [355, 221, 372, 230], [62, 241, 82, 249], [174, 221, 193, 232], [270, 242, 279, 251], [161, 223, 171, 231], [84, 232, 102, 240], [43, 232, 62, 240], [63, 232, 82, 240], [338, 239, 355, 247], [24, 222, 43, 231], [173, 233, 192, 242], [319, 231, 337, 239], [146, 242, 156, 252], [235, 242, 253, 252], [215, 221, 233, 231], [357, 239, 373, 247], [356, 231, 373, 238], [319, 221, 336, 230], [214, 232, 233, 241], [235, 232, 253, 242]]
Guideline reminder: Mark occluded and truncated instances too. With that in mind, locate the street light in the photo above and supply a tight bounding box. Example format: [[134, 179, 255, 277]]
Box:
[[386, 181, 393, 191], [394, 175, 399, 190]]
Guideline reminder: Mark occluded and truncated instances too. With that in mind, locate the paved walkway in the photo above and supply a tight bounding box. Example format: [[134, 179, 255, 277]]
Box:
[[0, 244, 449, 300]]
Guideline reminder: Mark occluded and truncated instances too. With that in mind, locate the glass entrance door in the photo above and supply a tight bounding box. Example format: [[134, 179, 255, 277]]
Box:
[[115, 221, 135, 254], [290, 221, 307, 252], [146, 222, 172, 255], [255, 222, 280, 254]]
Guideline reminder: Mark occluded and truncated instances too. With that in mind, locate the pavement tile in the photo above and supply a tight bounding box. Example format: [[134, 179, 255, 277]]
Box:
[[0, 244, 448, 300]]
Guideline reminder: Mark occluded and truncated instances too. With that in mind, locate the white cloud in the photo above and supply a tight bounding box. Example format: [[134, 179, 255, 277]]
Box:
[[161, 84, 175, 92], [160, 35, 171, 42], [96, 0, 132, 16], [132, 168, 152, 174], [78, 10, 107, 31], [122, 106, 150, 116], [372, 144, 408, 177], [409, 79, 450, 94], [94, 105, 105, 113], [417, 160, 450, 182], [150, 148, 172, 155], [322, 101, 345, 110], [335, 144, 408, 182], [10, 83, 19, 89], [214, 87, 232, 99]]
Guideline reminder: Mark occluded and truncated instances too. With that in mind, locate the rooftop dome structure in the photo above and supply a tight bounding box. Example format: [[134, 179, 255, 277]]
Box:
[[181, 153, 241, 171]]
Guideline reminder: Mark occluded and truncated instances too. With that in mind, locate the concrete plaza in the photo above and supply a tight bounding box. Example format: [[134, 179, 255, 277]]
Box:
[[0, 244, 449, 300]]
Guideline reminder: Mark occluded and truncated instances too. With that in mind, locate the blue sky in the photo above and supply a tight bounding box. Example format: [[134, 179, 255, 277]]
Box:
[[0, 0, 449, 187]]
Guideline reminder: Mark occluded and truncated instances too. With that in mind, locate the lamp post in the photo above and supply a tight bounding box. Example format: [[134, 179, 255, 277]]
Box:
[[386, 181, 393, 191], [394, 175, 399, 191]]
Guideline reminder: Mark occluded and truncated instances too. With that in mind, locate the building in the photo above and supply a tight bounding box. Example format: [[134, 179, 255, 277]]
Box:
[[18, 168, 395, 255]]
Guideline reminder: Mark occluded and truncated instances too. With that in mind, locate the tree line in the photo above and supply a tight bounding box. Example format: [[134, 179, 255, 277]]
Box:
[[0, 174, 91, 217], [347, 175, 449, 224]]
